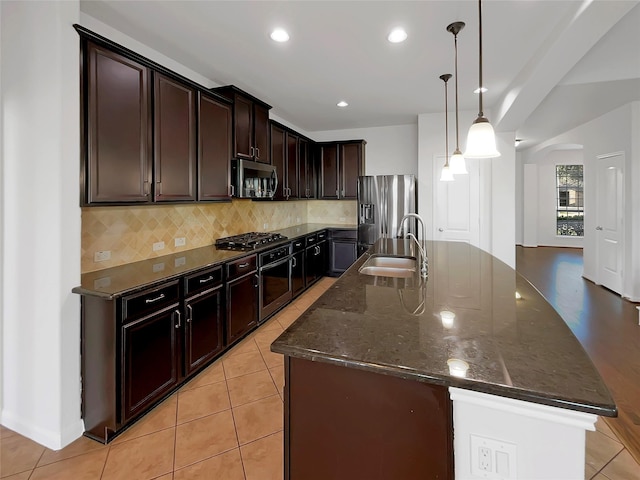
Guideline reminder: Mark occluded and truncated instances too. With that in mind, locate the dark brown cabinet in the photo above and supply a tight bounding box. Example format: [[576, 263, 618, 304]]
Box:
[[270, 123, 287, 199], [198, 93, 233, 201], [121, 281, 181, 423], [291, 240, 306, 298], [154, 74, 196, 202], [286, 132, 299, 198], [305, 232, 328, 287], [329, 229, 358, 276], [319, 140, 365, 199], [298, 138, 315, 198], [216, 86, 271, 164], [226, 255, 258, 345], [85, 41, 151, 204], [183, 266, 225, 376]]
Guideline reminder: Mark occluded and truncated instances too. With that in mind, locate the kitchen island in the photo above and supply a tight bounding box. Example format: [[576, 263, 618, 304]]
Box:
[[271, 239, 616, 480]]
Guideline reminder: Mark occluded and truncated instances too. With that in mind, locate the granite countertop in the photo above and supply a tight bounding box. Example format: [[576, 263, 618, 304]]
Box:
[[73, 223, 356, 299], [271, 238, 617, 417]]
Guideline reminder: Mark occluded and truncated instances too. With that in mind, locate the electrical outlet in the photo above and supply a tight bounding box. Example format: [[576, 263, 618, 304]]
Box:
[[174, 237, 186, 247], [174, 256, 186, 267], [263, 223, 269, 230], [479, 446, 491, 472], [152, 262, 165, 273], [470, 434, 517, 479], [153, 241, 165, 251], [94, 250, 111, 262], [339, 217, 346, 222], [296, 217, 301, 224], [93, 276, 111, 289]]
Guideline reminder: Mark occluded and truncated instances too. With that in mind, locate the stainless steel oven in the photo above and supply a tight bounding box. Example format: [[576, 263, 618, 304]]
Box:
[[258, 244, 293, 322]]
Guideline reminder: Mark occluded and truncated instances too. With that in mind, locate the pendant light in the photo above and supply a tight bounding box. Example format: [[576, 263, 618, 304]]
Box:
[[465, 0, 500, 158], [439, 74, 454, 182], [447, 21, 468, 174]]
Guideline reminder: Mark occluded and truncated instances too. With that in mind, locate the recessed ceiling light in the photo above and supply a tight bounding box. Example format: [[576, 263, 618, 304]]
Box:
[[270, 28, 290, 43], [473, 87, 488, 94], [514, 139, 523, 147], [387, 28, 407, 43], [337, 101, 349, 108]]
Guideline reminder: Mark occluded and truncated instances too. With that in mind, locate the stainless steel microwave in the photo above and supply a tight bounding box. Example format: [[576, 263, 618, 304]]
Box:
[[231, 159, 278, 199]]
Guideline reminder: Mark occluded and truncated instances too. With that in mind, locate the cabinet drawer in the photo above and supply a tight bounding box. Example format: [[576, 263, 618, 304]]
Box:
[[330, 229, 357, 240], [291, 239, 305, 252], [122, 281, 180, 322], [226, 255, 257, 281], [306, 234, 317, 246], [185, 266, 223, 297]]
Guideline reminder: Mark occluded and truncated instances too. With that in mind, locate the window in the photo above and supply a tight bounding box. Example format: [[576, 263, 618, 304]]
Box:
[[556, 165, 583, 236]]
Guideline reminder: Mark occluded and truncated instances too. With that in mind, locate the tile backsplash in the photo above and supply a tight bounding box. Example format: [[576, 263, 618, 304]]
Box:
[[82, 200, 356, 273]]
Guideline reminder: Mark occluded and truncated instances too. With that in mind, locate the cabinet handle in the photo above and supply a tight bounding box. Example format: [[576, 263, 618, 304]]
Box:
[[199, 275, 214, 284], [145, 293, 165, 304], [254, 274, 259, 288], [175, 310, 182, 329], [238, 262, 250, 268], [255, 147, 260, 159], [186, 304, 193, 323], [341, 189, 345, 197], [292, 256, 297, 268], [595, 226, 603, 231], [157, 182, 162, 195], [336, 189, 339, 197], [250, 146, 255, 157], [230, 184, 235, 197], [144, 181, 150, 196]]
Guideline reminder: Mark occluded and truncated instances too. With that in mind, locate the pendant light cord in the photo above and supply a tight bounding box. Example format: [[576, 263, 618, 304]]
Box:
[[443, 76, 450, 165], [454, 31, 460, 150], [478, 0, 484, 118]]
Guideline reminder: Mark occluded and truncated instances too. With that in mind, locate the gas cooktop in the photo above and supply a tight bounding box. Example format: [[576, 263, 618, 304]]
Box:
[[215, 232, 287, 250]]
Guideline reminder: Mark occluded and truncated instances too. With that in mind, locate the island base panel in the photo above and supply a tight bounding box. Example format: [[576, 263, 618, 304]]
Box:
[[285, 356, 453, 480]]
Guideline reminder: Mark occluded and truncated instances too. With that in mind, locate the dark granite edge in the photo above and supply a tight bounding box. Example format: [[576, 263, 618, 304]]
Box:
[[270, 343, 617, 417]]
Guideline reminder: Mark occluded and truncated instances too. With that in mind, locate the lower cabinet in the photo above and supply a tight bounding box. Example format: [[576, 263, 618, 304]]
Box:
[[305, 232, 328, 287], [291, 239, 305, 298], [122, 305, 180, 422], [329, 229, 357, 276], [225, 254, 258, 345]]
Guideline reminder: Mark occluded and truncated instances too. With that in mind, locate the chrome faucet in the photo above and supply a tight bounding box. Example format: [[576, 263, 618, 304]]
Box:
[[397, 213, 428, 278]]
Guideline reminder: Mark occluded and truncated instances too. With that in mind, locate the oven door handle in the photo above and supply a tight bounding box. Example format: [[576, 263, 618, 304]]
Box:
[[260, 255, 291, 272]]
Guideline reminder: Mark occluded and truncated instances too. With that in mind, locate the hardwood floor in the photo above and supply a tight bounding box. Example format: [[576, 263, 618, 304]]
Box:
[[516, 246, 640, 465]]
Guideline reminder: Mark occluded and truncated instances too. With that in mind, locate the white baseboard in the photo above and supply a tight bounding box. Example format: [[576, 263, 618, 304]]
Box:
[[1, 408, 84, 450]]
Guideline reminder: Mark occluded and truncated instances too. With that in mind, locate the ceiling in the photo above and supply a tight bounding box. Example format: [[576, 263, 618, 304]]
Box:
[[80, 0, 640, 148]]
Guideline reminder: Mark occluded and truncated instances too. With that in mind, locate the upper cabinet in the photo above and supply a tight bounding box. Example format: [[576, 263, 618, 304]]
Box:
[[85, 41, 152, 204], [154, 73, 197, 202], [319, 140, 366, 200], [198, 93, 233, 201], [215, 86, 271, 164], [79, 28, 233, 206]]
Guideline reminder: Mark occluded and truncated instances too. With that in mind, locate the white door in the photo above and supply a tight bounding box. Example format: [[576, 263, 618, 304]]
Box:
[[433, 155, 480, 246], [596, 152, 624, 294]]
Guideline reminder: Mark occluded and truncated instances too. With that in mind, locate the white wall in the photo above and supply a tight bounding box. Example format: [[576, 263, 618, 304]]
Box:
[[521, 148, 585, 248], [417, 109, 516, 268], [522, 103, 638, 301], [1, 1, 82, 449], [311, 124, 418, 177]]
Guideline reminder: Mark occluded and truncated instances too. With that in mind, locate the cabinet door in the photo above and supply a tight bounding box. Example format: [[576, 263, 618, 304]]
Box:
[[154, 74, 197, 201], [320, 144, 339, 199], [286, 133, 299, 198], [253, 103, 270, 163], [317, 240, 328, 279], [233, 95, 253, 159], [86, 42, 151, 204], [226, 273, 258, 344], [292, 250, 305, 297], [184, 287, 225, 376], [122, 307, 180, 421], [305, 241, 326, 286], [340, 143, 362, 200], [270, 123, 286, 199], [331, 239, 357, 275], [198, 93, 232, 201]]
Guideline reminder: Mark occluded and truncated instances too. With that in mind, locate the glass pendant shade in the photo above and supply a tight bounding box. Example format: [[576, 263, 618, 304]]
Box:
[[449, 149, 468, 174], [440, 164, 455, 182], [465, 117, 500, 158]]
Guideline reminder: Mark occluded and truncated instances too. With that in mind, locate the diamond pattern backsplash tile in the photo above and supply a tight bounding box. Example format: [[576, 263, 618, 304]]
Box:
[[82, 200, 357, 273]]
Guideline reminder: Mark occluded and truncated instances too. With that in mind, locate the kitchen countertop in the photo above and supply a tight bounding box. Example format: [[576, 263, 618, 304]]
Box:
[[73, 223, 356, 299], [271, 238, 617, 417]]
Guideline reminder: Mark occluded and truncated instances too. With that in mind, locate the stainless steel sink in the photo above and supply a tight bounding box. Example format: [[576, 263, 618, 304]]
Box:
[[358, 255, 417, 278]]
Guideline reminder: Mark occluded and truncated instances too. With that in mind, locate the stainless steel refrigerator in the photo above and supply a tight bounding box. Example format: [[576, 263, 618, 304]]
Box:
[[357, 175, 417, 254]]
